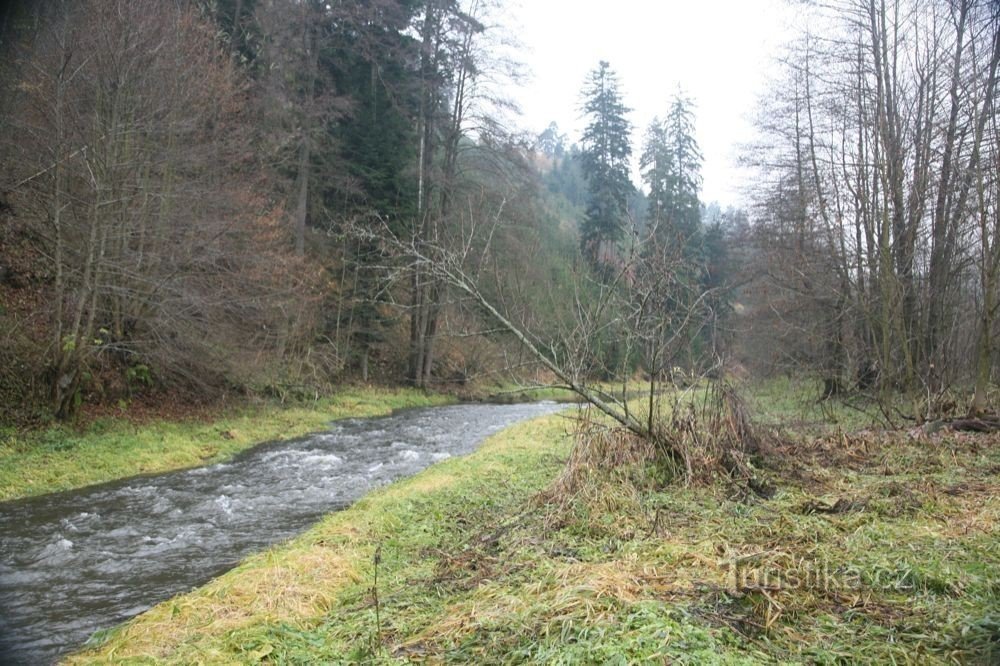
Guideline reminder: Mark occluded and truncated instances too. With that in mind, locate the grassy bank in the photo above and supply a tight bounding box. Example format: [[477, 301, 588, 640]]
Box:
[[0, 387, 452, 501], [70, 401, 999, 664], [473, 384, 582, 404]]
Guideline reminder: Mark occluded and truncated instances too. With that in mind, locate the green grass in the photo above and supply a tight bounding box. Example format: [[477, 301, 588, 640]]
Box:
[[476, 383, 582, 403], [746, 375, 884, 432], [66, 389, 1000, 664], [0, 387, 452, 501]]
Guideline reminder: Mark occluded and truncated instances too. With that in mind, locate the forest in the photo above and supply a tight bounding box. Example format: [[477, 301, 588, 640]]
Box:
[[0, 0, 999, 664], [1, 0, 998, 426]]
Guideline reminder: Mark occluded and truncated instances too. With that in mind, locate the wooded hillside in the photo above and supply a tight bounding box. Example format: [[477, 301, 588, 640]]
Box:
[[1, 0, 998, 427]]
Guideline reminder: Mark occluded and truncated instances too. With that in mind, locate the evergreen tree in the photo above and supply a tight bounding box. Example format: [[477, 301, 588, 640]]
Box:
[[639, 91, 707, 369], [639, 119, 672, 232], [536, 121, 567, 158], [578, 61, 633, 269], [322, 0, 421, 380], [210, 0, 261, 69], [327, 1, 418, 225], [544, 144, 587, 209], [641, 90, 702, 257]]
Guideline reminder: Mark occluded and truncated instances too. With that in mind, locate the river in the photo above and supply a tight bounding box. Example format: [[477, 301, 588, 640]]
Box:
[[0, 401, 567, 664]]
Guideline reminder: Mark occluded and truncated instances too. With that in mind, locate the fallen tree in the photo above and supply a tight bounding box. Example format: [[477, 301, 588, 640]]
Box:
[[352, 204, 768, 492]]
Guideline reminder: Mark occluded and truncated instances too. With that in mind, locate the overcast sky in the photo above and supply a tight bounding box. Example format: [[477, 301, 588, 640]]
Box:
[[502, 0, 799, 206]]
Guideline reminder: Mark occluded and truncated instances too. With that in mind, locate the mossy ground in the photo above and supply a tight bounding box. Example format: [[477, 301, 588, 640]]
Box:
[[0, 387, 451, 501], [68, 386, 1000, 664]]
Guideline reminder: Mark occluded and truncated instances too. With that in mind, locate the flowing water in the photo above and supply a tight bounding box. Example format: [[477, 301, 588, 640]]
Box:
[[0, 401, 567, 664]]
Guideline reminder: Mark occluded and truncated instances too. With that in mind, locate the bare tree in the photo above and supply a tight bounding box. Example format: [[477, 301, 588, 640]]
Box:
[[2, 0, 322, 417], [406, 0, 522, 387], [744, 0, 1000, 418]]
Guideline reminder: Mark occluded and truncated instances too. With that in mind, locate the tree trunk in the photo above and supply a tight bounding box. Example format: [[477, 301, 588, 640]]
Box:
[[421, 292, 440, 387], [293, 9, 317, 257], [926, 0, 970, 387], [229, 0, 243, 61], [971, 294, 994, 416], [410, 271, 427, 386]]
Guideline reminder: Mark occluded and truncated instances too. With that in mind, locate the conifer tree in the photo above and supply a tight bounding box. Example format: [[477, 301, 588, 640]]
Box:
[[641, 90, 702, 257], [579, 61, 633, 269]]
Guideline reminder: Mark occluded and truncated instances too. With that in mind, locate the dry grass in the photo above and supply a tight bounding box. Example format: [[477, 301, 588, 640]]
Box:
[[540, 382, 776, 523], [540, 414, 656, 501], [65, 525, 365, 663]]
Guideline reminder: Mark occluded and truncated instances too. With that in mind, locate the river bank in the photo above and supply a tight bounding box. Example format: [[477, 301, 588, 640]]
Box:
[[0, 387, 453, 501], [67, 401, 999, 664]]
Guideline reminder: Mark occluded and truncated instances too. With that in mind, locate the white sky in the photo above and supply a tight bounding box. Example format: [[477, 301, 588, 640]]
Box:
[[502, 0, 798, 206]]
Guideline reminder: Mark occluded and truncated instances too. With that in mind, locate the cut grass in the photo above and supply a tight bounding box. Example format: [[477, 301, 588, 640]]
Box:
[[0, 387, 452, 501], [67, 398, 1000, 664]]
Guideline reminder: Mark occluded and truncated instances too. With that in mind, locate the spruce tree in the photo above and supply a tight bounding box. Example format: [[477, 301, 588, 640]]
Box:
[[640, 90, 703, 257], [639, 118, 672, 233], [579, 61, 633, 269]]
